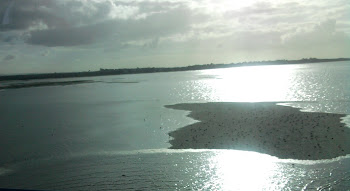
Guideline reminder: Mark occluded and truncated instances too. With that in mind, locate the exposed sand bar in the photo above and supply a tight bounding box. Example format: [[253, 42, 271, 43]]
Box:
[[0, 80, 94, 89], [0, 80, 140, 90], [166, 102, 350, 160]]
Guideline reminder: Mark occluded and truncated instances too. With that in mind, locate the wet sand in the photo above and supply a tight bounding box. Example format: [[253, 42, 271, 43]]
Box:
[[166, 102, 350, 160], [0, 80, 141, 90], [0, 80, 94, 89]]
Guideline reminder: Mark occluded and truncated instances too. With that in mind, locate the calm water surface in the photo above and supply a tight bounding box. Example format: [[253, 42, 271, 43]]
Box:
[[0, 62, 349, 190]]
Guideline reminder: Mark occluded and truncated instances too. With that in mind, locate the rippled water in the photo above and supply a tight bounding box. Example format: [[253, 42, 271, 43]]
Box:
[[0, 149, 349, 190], [0, 61, 349, 190]]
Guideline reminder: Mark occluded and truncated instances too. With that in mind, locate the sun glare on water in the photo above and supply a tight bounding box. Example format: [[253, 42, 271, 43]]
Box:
[[197, 65, 299, 102], [204, 150, 288, 190]]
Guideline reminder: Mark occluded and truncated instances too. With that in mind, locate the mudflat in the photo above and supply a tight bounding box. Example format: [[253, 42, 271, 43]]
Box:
[[166, 102, 350, 160]]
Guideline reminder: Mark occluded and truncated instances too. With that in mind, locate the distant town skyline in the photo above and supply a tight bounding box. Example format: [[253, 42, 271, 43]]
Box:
[[1, 0, 349, 74]]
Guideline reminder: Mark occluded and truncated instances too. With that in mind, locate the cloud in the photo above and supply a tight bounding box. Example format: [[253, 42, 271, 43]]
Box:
[[1, 34, 16, 43], [41, 50, 50, 56], [0, 0, 349, 74], [2, 0, 15, 25], [282, 20, 350, 47], [145, 37, 159, 48], [0, 0, 68, 31], [1, 0, 210, 47], [0, 0, 140, 32], [27, 26, 95, 46], [26, 6, 202, 47], [3, 54, 15, 61]]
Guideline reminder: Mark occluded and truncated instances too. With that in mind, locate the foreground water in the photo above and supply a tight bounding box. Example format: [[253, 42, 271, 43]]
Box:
[[0, 61, 350, 190]]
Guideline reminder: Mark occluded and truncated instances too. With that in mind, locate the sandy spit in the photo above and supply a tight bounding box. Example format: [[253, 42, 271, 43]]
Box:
[[166, 102, 350, 160]]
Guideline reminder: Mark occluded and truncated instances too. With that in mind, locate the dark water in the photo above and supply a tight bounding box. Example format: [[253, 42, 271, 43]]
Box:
[[0, 61, 349, 190]]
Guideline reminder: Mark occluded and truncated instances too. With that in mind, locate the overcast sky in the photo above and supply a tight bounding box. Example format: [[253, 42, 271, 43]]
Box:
[[0, 0, 349, 74]]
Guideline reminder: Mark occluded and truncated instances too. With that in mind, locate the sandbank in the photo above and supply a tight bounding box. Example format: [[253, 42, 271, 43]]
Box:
[[0, 80, 94, 89], [166, 102, 350, 160]]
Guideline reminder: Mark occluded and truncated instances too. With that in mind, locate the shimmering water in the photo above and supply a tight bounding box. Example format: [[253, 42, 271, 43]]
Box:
[[0, 61, 350, 190]]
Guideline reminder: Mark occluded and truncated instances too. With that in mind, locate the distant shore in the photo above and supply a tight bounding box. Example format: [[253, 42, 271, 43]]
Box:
[[166, 102, 350, 160], [0, 80, 95, 90], [1, 58, 349, 81]]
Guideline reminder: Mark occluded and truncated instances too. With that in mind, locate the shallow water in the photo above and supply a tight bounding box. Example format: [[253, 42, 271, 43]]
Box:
[[0, 150, 349, 190], [0, 61, 350, 190]]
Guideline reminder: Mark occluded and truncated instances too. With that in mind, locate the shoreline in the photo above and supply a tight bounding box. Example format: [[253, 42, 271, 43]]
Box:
[[166, 102, 350, 160], [1, 58, 349, 81], [0, 80, 95, 90]]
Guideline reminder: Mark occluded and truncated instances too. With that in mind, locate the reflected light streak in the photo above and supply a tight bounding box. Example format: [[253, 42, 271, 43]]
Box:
[[198, 65, 299, 102], [205, 150, 288, 190]]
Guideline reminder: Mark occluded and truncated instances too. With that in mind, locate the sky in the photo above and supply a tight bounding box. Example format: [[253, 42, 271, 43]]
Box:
[[0, 0, 349, 74]]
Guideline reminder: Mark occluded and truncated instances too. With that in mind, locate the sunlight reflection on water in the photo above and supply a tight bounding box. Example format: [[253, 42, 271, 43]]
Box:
[[180, 63, 350, 105], [197, 65, 298, 102], [208, 150, 281, 190], [181, 63, 350, 115]]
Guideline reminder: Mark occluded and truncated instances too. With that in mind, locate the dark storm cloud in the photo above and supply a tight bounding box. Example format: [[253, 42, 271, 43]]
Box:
[[0, 0, 68, 31], [0, 0, 138, 32], [26, 6, 199, 47], [0, 0, 206, 47], [27, 26, 94, 47], [2, 35, 16, 42], [0, 0, 183, 31]]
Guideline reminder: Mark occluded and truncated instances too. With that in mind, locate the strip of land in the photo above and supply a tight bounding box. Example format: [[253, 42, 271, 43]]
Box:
[[1, 58, 349, 81], [0, 80, 94, 89], [166, 102, 350, 160]]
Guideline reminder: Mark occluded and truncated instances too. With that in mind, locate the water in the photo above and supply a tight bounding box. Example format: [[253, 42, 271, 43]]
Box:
[[0, 61, 349, 190]]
